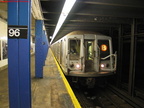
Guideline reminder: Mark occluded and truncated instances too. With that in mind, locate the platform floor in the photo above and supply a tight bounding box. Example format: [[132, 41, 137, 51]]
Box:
[[0, 50, 75, 108], [0, 64, 8, 107]]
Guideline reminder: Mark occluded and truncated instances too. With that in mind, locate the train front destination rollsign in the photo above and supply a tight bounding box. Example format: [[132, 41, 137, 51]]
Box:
[[8, 25, 28, 39]]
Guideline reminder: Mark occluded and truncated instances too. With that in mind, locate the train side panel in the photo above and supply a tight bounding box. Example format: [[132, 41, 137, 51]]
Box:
[[61, 37, 68, 74]]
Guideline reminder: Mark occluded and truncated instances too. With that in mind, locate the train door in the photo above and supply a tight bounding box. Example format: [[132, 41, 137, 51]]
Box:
[[84, 40, 95, 72], [97, 39, 112, 71]]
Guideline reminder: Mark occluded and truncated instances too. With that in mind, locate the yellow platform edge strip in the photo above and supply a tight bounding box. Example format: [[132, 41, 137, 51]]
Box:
[[50, 49, 81, 108]]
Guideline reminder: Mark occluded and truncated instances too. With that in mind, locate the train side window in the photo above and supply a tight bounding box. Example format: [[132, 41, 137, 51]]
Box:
[[69, 39, 80, 60]]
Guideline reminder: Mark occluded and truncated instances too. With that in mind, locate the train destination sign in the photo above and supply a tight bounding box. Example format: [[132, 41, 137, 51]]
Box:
[[8, 25, 28, 39]]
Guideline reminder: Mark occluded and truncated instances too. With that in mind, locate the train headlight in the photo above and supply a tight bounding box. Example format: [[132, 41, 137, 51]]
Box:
[[101, 64, 105, 68], [76, 64, 80, 69], [100, 63, 109, 68]]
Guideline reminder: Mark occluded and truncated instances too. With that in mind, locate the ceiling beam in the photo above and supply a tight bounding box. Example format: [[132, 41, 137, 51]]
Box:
[[71, 9, 144, 18], [78, 0, 144, 8]]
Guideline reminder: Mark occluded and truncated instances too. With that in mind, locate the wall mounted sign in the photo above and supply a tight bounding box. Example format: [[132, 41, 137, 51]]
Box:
[[8, 25, 28, 39]]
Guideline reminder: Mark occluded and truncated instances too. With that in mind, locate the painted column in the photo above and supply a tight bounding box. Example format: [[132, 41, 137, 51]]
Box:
[[35, 20, 44, 78], [42, 30, 46, 66], [43, 30, 49, 64], [44, 31, 49, 59], [8, 1, 31, 108], [45, 31, 49, 56]]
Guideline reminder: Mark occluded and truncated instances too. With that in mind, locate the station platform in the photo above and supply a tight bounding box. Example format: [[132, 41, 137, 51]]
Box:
[[0, 50, 81, 108]]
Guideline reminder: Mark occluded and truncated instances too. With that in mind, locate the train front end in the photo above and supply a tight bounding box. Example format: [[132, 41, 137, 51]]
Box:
[[67, 34, 117, 77]]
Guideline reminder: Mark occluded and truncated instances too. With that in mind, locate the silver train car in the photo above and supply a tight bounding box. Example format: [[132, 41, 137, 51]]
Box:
[[51, 31, 117, 78]]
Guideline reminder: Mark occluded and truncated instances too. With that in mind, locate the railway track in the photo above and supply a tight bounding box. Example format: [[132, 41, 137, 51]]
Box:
[[97, 89, 134, 108], [72, 85, 134, 108], [73, 87, 100, 108]]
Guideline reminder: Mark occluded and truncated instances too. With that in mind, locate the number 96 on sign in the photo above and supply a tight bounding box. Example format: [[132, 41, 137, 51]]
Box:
[[8, 26, 28, 39]]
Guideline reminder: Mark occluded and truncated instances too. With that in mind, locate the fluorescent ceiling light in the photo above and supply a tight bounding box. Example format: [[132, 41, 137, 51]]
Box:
[[0, 37, 7, 40], [50, 0, 76, 44]]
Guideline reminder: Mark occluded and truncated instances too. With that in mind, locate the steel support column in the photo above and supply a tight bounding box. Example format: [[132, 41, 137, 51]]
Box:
[[128, 19, 136, 96], [35, 20, 44, 78], [117, 25, 123, 87], [8, 1, 31, 108]]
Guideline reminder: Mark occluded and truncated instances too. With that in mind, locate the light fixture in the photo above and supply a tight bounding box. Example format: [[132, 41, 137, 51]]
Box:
[[101, 64, 105, 68], [0, 37, 7, 40], [76, 64, 80, 69], [50, 0, 76, 44], [49, 36, 52, 39]]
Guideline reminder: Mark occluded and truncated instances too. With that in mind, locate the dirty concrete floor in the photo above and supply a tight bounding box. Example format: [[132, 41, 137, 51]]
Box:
[[0, 50, 74, 108]]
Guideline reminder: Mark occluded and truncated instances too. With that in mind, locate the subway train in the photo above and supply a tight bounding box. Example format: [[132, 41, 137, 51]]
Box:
[[51, 31, 117, 86]]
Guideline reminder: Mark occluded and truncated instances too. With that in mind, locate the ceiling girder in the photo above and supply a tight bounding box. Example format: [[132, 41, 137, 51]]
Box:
[[40, 0, 144, 42]]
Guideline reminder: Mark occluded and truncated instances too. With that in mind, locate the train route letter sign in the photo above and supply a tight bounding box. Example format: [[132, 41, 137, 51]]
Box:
[[8, 25, 28, 39]]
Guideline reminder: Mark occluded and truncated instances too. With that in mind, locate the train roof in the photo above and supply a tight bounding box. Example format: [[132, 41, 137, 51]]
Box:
[[66, 30, 103, 36]]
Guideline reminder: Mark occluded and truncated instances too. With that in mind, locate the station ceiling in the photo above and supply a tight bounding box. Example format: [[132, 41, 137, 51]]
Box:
[[40, 0, 144, 43], [0, 1, 144, 43]]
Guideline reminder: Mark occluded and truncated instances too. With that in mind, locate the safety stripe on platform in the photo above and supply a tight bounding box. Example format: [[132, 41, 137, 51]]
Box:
[[50, 49, 81, 108]]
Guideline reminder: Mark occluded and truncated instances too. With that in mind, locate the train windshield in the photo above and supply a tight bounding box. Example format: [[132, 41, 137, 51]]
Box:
[[69, 39, 81, 60]]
